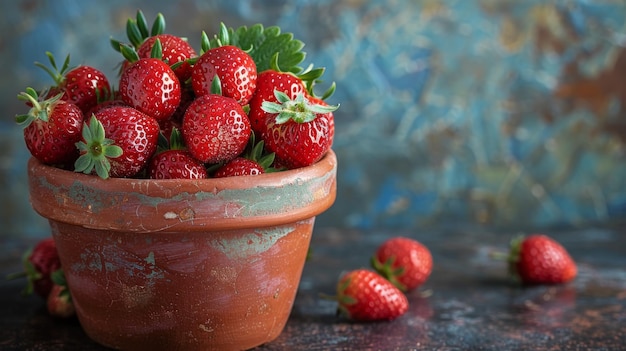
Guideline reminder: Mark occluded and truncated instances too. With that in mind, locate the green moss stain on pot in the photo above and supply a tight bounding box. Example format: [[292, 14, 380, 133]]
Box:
[[33, 165, 334, 220], [209, 225, 296, 260], [71, 245, 166, 287]]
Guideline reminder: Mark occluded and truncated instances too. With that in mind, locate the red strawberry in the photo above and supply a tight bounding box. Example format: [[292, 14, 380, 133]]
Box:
[[118, 57, 182, 121], [213, 158, 264, 177], [47, 283, 75, 318], [372, 237, 433, 292], [148, 150, 207, 179], [137, 34, 197, 82], [182, 94, 251, 164], [148, 128, 207, 179], [75, 107, 160, 178], [46, 269, 75, 318], [16, 88, 83, 166], [36, 52, 111, 114], [248, 70, 307, 134], [191, 45, 257, 105], [22, 237, 61, 299], [334, 269, 408, 322], [260, 90, 337, 169], [213, 134, 276, 177], [509, 234, 577, 285], [85, 99, 128, 118]]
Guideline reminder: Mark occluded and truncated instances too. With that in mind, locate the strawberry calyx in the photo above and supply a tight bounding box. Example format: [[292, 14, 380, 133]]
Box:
[[5, 247, 39, 295], [244, 132, 276, 172], [15, 88, 64, 127], [110, 10, 165, 51], [506, 235, 524, 280], [34, 52, 73, 87], [50, 269, 71, 301], [74, 115, 123, 179], [261, 90, 338, 124], [157, 126, 186, 153], [371, 255, 408, 292], [319, 276, 358, 319]]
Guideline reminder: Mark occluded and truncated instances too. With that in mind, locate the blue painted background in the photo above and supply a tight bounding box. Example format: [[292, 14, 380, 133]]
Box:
[[2, 0, 625, 237]]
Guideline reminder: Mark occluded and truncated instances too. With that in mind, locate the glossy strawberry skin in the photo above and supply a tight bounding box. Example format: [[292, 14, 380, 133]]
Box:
[[119, 58, 182, 121], [191, 45, 257, 105], [91, 106, 160, 178], [262, 98, 334, 169], [148, 150, 208, 179], [137, 34, 197, 82], [182, 94, 251, 164], [23, 100, 83, 166], [26, 238, 61, 299], [213, 157, 265, 178], [46, 65, 111, 115], [248, 70, 307, 134], [337, 269, 409, 322], [513, 235, 577, 285], [373, 237, 433, 292]]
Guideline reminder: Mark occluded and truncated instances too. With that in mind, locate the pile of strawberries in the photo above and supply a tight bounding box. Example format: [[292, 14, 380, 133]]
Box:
[[16, 11, 338, 180]]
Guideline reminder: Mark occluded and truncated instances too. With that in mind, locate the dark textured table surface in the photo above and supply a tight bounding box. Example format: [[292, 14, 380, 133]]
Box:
[[1, 223, 625, 350]]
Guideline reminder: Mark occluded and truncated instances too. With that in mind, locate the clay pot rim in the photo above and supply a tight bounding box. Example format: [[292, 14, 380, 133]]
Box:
[[32, 149, 336, 188], [28, 150, 337, 232]]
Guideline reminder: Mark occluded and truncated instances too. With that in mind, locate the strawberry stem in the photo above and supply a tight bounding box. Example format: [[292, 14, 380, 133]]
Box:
[[15, 88, 64, 127]]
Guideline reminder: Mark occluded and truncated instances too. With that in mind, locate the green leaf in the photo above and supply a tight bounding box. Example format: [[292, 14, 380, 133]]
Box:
[[51, 269, 67, 286], [135, 10, 150, 39], [221, 24, 306, 74], [210, 75, 222, 95], [151, 13, 166, 36], [217, 22, 230, 46], [150, 38, 163, 60], [120, 43, 140, 63], [126, 18, 143, 48]]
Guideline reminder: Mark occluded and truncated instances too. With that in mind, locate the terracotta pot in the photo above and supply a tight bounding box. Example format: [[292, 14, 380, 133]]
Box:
[[27, 150, 337, 351]]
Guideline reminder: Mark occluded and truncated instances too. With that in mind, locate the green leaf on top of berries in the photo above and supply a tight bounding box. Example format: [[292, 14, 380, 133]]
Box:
[[74, 115, 123, 179], [262, 90, 338, 124], [211, 23, 304, 75]]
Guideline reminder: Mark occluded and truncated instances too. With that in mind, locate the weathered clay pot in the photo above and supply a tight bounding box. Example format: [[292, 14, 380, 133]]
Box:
[[27, 150, 337, 351]]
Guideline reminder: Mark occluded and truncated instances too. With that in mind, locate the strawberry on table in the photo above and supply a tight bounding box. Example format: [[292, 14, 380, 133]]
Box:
[[508, 234, 577, 285], [333, 269, 409, 322], [182, 93, 251, 164], [16, 88, 84, 166], [372, 237, 433, 292], [11, 237, 62, 299], [46, 270, 75, 319], [75, 107, 160, 179], [47, 283, 75, 319]]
